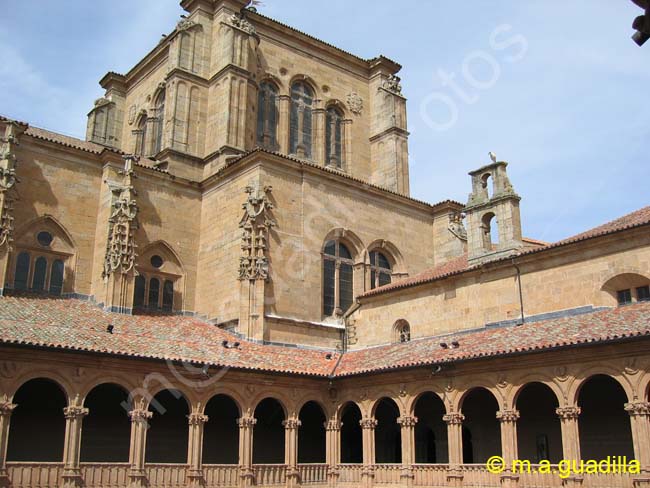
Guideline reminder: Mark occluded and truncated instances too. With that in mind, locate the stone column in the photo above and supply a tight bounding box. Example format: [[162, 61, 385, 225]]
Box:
[[128, 406, 152, 488], [238, 414, 256, 488], [443, 412, 464, 488], [359, 418, 377, 488], [397, 416, 417, 487], [556, 406, 582, 487], [278, 95, 291, 154], [497, 409, 520, 488], [625, 401, 650, 485], [325, 419, 341, 487], [284, 416, 301, 488], [188, 412, 209, 488], [0, 397, 17, 487], [61, 404, 89, 488]]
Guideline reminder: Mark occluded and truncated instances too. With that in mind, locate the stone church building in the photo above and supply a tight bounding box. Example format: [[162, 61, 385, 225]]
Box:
[[0, 1, 649, 488]]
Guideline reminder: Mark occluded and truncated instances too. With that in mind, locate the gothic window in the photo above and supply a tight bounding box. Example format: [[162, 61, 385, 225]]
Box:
[[393, 320, 411, 343], [162, 280, 174, 311], [134, 115, 148, 157], [152, 90, 166, 155], [14, 252, 30, 291], [323, 240, 354, 317], [257, 82, 278, 150], [49, 260, 64, 295], [369, 251, 392, 289], [325, 106, 343, 168], [31, 257, 47, 292], [148, 278, 160, 310], [290, 81, 314, 159], [133, 273, 175, 312]]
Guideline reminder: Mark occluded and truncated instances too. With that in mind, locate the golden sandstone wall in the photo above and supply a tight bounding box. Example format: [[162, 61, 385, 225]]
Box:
[[350, 228, 650, 348]]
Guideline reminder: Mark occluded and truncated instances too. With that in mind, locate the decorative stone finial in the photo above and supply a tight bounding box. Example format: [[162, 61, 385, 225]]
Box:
[[238, 184, 275, 281]]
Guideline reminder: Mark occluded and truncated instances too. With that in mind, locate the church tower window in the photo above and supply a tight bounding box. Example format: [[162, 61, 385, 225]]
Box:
[[323, 240, 354, 317], [369, 251, 392, 289], [290, 81, 314, 159], [257, 82, 279, 150]]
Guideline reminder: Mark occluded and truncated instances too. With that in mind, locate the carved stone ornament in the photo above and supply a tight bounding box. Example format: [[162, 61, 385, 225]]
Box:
[[448, 212, 467, 241], [176, 18, 197, 32], [382, 74, 403, 95], [443, 412, 465, 425], [282, 418, 302, 430], [397, 416, 418, 427], [0, 361, 18, 379], [0, 394, 17, 416], [238, 184, 275, 281], [237, 416, 257, 428], [556, 406, 581, 420], [325, 419, 342, 431], [624, 402, 650, 417], [229, 12, 256, 35], [0, 122, 24, 249], [128, 105, 137, 125], [188, 412, 209, 425], [94, 96, 112, 107], [103, 156, 139, 277], [359, 418, 378, 429], [63, 405, 89, 419], [346, 92, 363, 115], [129, 408, 153, 422], [496, 409, 520, 423]]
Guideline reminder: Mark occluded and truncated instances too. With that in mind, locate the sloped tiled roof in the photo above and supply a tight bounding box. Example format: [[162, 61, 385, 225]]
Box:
[[0, 295, 649, 378], [335, 301, 650, 376], [361, 205, 650, 298]]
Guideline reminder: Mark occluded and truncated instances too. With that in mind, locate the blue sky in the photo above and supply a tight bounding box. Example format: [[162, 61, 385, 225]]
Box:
[[0, 1, 648, 242]]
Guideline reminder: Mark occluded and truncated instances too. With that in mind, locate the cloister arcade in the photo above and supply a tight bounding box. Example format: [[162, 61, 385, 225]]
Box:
[[1, 367, 649, 488]]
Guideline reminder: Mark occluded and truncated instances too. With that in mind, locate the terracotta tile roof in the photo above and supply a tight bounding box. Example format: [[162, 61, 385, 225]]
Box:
[[1, 296, 648, 378], [361, 205, 650, 299], [334, 301, 650, 377], [0, 295, 338, 377]]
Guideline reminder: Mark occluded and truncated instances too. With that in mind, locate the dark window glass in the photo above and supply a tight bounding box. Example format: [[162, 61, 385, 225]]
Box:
[[153, 91, 165, 154], [14, 252, 30, 291], [37, 231, 53, 247], [378, 272, 392, 287], [340, 262, 353, 313], [135, 116, 147, 156], [617, 289, 632, 305], [370, 251, 392, 289], [338, 243, 352, 260], [290, 82, 313, 158], [325, 107, 343, 168], [257, 82, 278, 149], [148, 278, 160, 309], [399, 324, 411, 343], [134, 275, 146, 308], [162, 280, 174, 311], [49, 260, 64, 295], [637, 286, 650, 302], [324, 241, 336, 256], [323, 259, 335, 317], [150, 255, 164, 269], [32, 257, 47, 292]]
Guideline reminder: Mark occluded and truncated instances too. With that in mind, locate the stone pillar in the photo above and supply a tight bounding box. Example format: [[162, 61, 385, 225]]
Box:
[[359, 418, 377, 488], [128, 406, 152, 488], [278, 95, 291, 155], [556, 406, 582, 487], [188, 412, 209, 488], [238, 414, 256, 488], [397, 416, 417, 487], [284, 416, 302, 488], [497, 409, 520, 488], [0, 397, 17, 487], [61, 404, 89, 488], [325, 419, 341, 487], [443, 412, 464, 488], [625, 402, 650, 485]]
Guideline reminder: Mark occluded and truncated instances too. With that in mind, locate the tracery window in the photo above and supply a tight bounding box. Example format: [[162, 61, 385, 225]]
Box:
[[325, 106, 343, 168], [13, 252, 65, 295], [133, 273, 175, 312], [152, 90, 166, 155], [133, 115, 148, 157], [393, 320, 411, 343], [323, 240, 354, 317], [257, 82, 278, 150], [369, 251, 392, 290], [290, 81, 313, 159]]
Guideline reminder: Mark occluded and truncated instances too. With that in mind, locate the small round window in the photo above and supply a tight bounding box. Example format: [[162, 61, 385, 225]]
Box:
[[37, 231, 53, 247], [150, 255, 164, 268]]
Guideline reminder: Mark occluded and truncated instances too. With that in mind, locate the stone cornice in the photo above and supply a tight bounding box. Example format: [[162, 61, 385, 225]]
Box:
[[369, 126, 410, 143]]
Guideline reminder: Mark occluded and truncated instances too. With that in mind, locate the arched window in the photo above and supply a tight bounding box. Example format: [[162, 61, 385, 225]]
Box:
[[481, 212, 498, 250], [133, 275, 146, 309], [290, 82, 313, 159], [14, 252, 30, 291], [134, 115, 147, 156], [148, 278, 160, 310], [393, 320, 411, 343], [323, 240, 354, 317], [32, 257, 47, 292], [369, 251, 392, 289], [152, 90, 166, 155], [257, 82, 278, 150], [325, 106, 343, 168], [49, 260, 64, 295]]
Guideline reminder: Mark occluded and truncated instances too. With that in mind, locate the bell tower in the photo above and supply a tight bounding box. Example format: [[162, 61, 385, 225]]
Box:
[[464, 154, 523, 265]]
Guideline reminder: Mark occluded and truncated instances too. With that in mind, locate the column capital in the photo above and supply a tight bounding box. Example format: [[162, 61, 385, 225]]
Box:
[[129, 409, 153, 422], [625, 401, 650, 417], [324, 419, 342, 431], [443, 412, 465, 425], [282, 418, 302, 430], [63, 406, 89, 419], [359, 417, 378, 430], [188, 412, 209, 425], [397, 415, 418, 427], [496, 409, 520, 423], [556, 406, 581, 420], [0, 400, 16, 417], [237, 415, 257, 428]]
